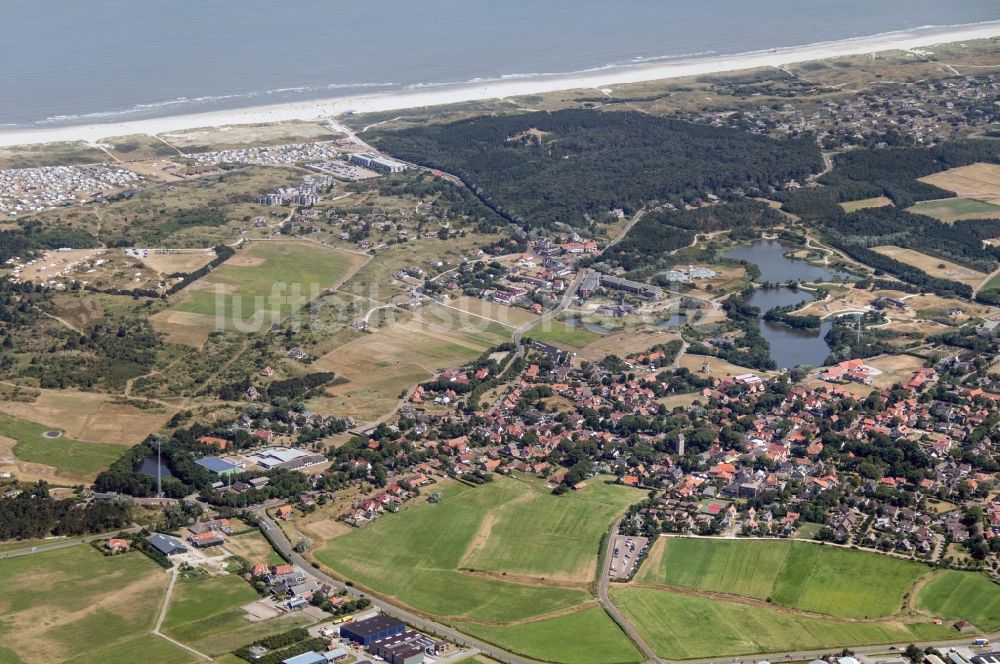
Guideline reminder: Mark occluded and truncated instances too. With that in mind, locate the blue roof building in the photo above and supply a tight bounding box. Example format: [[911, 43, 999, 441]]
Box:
[[282, 653, 326, 664], [195, 456, 240, 476]]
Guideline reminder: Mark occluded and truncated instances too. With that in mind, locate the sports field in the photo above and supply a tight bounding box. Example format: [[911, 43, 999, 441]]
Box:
[[0, 546, 173, 664], [916, 570, 1000, 632], [610, 588, 954, 660], [637, 538, 925, 618], [316, 476, 639, 625], [908, 197, 1000, 223], [525, 320, 602, 349], [459, 607, 642, 664], [156, 241, 366, 343], [0, 412, 124, 479]]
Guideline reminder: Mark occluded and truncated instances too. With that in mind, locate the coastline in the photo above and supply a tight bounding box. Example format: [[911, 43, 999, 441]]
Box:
[[2, 20, 999, 149]]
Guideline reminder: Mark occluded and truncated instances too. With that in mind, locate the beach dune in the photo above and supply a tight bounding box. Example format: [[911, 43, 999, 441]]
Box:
[[2, 21, 999, 149]]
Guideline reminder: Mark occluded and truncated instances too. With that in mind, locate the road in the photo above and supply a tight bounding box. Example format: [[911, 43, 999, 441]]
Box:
[[256, 512, 547, 664], [0, 528, 139, 559], [513, 268, 588, 357], [598, 520, 663, 664]]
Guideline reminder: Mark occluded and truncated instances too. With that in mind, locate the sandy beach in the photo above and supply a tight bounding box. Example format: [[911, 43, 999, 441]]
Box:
[[2, 20, 999, 149]]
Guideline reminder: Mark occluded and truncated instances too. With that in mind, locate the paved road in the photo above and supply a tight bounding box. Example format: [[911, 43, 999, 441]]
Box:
[[0, 527, 140, 559], [598, 520, 663, 664], [513, 268, 589, 357], [257, 513, 547, 664]]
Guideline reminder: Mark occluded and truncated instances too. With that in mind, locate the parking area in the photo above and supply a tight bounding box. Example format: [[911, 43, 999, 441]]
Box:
[[608, 534, 648, 580]]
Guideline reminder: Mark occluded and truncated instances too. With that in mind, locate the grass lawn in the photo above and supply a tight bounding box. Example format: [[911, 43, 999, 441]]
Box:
[[917, 570, 1000, 632], [459, 608, 643, 664], [611, 587, 955, 660], [525, 320, 601, 349], [78, 634, 198, 664], [908, 197, 1000, 223], [161, 574, 292, 655], [316, 477, 637, 623], [0, 547, 169, 663], [636, 539, 926, 618], [0, 412, 123, 477], [982, 271, 1000, 292], [172, 241, 362, 325]]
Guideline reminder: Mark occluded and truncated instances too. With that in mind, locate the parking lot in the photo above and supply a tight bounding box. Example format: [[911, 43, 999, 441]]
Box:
[[608, 534, 648, 581]]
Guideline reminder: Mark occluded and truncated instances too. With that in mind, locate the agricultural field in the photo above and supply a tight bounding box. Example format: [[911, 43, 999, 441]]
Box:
[[154, 240, 366, 346], [918, 163, 1000, 205], [916, 570, 1000, 632], [315, 476, 640, 627], [610, 587, 954, 660], [908, 197, 1000, 223], [0, 412, 126, 480], [0, 546, 172, 664], [840, 196, 894, 212], [871, 246, 985, 289], [635, 538, 926, 618], [459, 607, 642, 664]]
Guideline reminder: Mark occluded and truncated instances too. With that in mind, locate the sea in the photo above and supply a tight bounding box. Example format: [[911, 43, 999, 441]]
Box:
[[1, 0, 998, 129]]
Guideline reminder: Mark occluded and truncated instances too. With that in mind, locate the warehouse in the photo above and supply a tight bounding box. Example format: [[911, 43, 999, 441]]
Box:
[[339, 615, 405, 645]]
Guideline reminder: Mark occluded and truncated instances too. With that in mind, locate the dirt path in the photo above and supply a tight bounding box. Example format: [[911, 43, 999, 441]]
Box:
[[41, 311, 83, 336], [153, 568, 212, 661]]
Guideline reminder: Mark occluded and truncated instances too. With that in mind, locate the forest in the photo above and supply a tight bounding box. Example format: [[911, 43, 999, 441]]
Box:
[[373, 109, 821, 231], [0, 481, 132, 540]]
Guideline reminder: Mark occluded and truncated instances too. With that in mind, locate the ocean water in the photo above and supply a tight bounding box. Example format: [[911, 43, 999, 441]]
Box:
[[1, 0, 997, 128]]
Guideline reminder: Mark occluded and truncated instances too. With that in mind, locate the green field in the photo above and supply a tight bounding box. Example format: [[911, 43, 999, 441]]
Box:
[[316, 476, 638, 625], [172, 241, 362, 324], [611, 588, 955, 660], [917, 570, 1000, 632], [638, 538, 926, 618], [0, 546, 170, 663], [459, 608, 642, 664], [0, 412, 124, 476], [908, 197, 1000, 223], [526, 320, 601, 349]]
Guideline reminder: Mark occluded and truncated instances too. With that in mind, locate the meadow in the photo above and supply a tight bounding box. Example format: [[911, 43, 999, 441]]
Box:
[[908, 197, 1000, 223], [840, 196, 893, 213], [458, 607, 642, 664], [610, 588, 954, 660], [315, 476, 640, 625], [0, 546, 171, 664], [0, 411, 125, 479], [525, 320, 602, 349], [871, 246, 985, 289], [636, 538, 927, 618], [916, 570, 1000, 632]]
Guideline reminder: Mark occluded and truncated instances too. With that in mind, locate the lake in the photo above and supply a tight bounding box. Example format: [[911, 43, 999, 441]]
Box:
[[1, 0, 996, 127], [139, 456, 174, 479]]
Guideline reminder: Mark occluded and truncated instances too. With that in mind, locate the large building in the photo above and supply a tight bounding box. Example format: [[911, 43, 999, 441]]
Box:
[[195, 456, 240, 477], [339, 615, 405, 645], [368, 629, 438, 664], [348, 153, 408, 174], [599, 275, 663, 299], [147, 533, 188, 556]]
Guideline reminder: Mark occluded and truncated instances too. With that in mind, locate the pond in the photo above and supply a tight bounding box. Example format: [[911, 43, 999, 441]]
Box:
[[722, 241, 847, 369], [139, 456, 174, 479]]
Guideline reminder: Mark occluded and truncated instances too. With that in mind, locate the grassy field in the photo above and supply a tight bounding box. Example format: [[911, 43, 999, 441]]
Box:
[[636, 538, 926, 618], [840, 196, 894, 212], [908, 197, 1000, 223], [917, 570, 1000, 632], [0, 547, 169, 664], [871, 246, 985, 289], [459, 608, 642, 664], [316, 476, 639, 624], [525, 320, 602, 349], [0, 412, 125, 479], [161, 573, 308, 655], [611, 587, 954, 660]]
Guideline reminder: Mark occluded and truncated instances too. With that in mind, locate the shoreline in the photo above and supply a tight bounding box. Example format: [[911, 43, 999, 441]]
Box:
[[2, 20, 1000, 149]]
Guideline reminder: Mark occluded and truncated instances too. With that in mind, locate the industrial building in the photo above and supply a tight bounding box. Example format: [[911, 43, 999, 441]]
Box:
[[194, 456, 241, 477], [599, 275, 663, 299], [348, 153, 408, 174], [339, 615, 406, 645]]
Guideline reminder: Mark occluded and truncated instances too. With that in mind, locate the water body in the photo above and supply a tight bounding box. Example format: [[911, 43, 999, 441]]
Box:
[[138, 456, 174, 479], [723, 241, 848, 368], [1, 0, 997, 127]]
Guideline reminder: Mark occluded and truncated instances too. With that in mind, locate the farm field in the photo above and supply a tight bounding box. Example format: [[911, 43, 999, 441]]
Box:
[[139, 249, 217, 275], [918, 163, 1000, 205], [311, 311, 510, 424], [0, 546, 170, 664], [0, 412, 126, 480], [610, 587, 954, 660], [840, 196, 894, 212], [636, 538, 926, 618], [458, 607, 642, 664], [526, 319, 602, 349], [155, 240, 366, 345], [315, 476, 639, 625], [872, 246, 985, 288], [447, 295, 539, 327], [916, 570, 1000, 632], [908, 197, 1000, 223]]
